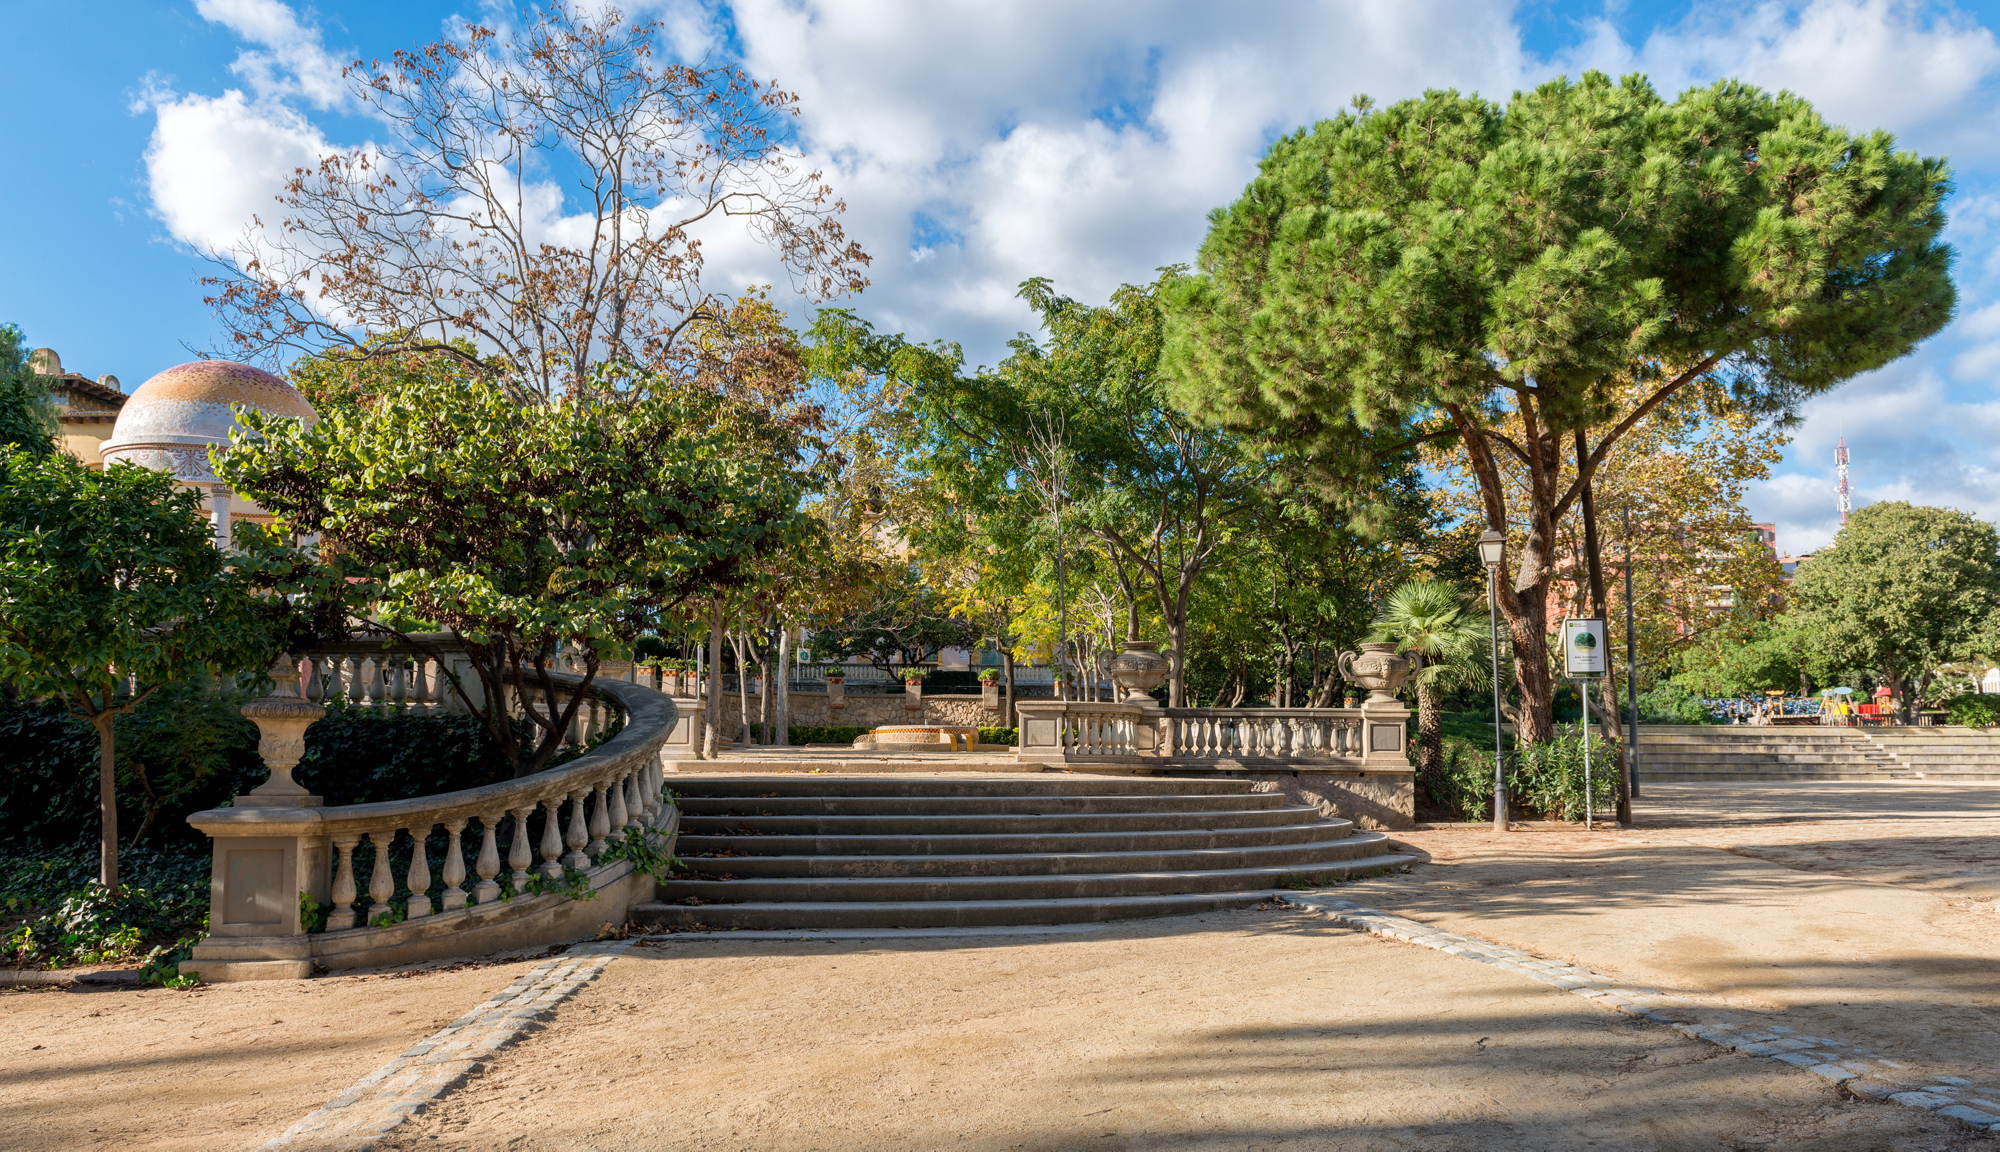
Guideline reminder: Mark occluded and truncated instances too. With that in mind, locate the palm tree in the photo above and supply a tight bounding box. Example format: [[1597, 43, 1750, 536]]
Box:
[[1369, 581, 1487, 793]]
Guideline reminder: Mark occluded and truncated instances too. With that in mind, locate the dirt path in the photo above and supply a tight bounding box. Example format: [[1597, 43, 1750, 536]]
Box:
[[0, 953, 555, 1151], [374, 909, 1970, 1151], [1359, 782, 2000, 1077]]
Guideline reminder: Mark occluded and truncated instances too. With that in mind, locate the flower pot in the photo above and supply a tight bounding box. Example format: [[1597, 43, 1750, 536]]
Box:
[[1108, 640, 1171, 702], [1338, 641, 1411, 706]]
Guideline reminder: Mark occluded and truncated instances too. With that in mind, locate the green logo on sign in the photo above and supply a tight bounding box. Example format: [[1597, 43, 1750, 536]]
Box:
[[1572, 631, 1597, 651]]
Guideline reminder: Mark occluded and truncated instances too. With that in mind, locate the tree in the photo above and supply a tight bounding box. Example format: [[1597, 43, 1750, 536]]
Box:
[[1369, 581, 1487, 795], [814, 276, 1266, 705], [1788, 502, 2000, 722], [0, 324, 56, 456], [205, 4, 868, 401], [0, 452, 270, 887], [1162, 74, 1955, 744], [218, 361, 815, 777]]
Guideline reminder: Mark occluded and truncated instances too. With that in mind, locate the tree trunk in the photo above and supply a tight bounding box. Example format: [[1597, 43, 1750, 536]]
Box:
[[1002, 648, 1016, 730], [93, 711, 117, 890], [1416, 678, 1443, 800], [1575, 444, 1632, 825], [1167, 617, 1188, 707], [776, 623, 791, 748], [703, 599, 724, 757]]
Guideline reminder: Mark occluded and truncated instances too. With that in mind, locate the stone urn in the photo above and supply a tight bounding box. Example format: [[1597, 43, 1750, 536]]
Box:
[[1109, 640, 1172, 704], [1338, 642, 1412, 707], [238, 654, 327, 808]]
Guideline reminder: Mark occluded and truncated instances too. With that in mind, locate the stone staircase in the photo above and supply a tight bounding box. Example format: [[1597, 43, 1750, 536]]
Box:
[[630, 774, 1413, 931], [1636, 726, 1910, 782], [1853, 729, 2000, 782]]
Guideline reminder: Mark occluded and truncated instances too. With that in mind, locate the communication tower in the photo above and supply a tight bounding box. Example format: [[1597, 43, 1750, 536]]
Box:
[[1836, 436, 1851, 524]]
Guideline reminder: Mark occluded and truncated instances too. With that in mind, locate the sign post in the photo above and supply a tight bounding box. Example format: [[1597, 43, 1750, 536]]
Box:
[[1563, 619, 1608, 831]]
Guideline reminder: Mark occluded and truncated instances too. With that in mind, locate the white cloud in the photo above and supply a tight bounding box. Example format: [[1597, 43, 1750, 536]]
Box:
[[142, 87, 331, 256], [194, 0, 351, 110]]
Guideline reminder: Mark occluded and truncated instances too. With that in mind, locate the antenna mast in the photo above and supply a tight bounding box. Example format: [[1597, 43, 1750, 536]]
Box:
[[1836, 436, 1851, 525]]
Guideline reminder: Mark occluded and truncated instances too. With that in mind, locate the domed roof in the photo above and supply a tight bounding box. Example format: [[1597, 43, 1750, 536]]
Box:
[[101, 359, 317, 484]]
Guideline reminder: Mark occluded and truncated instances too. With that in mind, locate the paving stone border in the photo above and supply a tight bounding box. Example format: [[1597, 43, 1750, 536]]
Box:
[[1285, 893, 2000, 1135], [254, 940, 635, 1151]]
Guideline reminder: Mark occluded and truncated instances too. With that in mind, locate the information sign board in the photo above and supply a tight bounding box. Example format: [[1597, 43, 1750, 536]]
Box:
[[1563, 618, 1607, 678]]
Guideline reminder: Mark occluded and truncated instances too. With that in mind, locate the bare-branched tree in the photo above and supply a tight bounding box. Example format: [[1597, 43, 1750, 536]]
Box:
[[206, 2, 869, 400]]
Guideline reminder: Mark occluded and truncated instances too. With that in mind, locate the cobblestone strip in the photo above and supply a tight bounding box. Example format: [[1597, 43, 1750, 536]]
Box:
[[1287, 893, 2000, 1135], [254, 940, 635, 1151]]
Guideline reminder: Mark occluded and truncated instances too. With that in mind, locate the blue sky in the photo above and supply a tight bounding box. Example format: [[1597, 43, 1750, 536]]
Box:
[[8, 0, 2000, 554]]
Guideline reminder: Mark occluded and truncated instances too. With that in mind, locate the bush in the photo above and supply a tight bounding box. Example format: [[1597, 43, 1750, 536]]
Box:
[[1420, 736, 1496, 822], [294, 703, 515, 805], [0, 845, 209, 973], [747, 723, 873, 745], [1945, 693, 2000, 728], [1636, 681, 1712, 725], [978, 727, 1017, 746], [1512, 725, 1623, 821]]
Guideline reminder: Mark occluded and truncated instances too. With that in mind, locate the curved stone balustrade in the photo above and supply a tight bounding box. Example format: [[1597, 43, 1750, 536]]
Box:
[[181, 663, 684, 982]]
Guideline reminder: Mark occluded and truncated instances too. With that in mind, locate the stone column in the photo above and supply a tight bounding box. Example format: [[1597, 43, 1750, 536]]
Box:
[[208, 485, 232, 550]]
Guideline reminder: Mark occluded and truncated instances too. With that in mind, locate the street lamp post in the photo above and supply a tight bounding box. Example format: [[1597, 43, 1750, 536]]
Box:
[[1478, 529, 1508, 832]]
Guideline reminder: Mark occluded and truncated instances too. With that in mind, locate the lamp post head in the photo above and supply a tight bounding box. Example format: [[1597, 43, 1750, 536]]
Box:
[[1477, 529, 1506, 569]]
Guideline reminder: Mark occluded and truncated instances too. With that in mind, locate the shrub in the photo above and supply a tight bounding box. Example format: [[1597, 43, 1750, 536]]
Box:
[[1512, 725, 1623, 822], [1420, 736, 1495, 822], [978, 727, 1017, 746], [1945, 693, 2000, 728], [747, 723, 873, 745], [0, 846, 209, 972], [1636, 681, 1712, 725]]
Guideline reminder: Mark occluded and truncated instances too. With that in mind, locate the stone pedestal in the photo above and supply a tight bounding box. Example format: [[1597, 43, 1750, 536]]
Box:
[[826, 679, 846, 709]]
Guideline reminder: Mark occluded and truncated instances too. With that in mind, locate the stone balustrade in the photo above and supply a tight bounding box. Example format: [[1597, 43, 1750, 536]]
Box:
[[1014, 699, 1409, 771], [181, 648, 696, 982], [1166, 708, 1368, 760]]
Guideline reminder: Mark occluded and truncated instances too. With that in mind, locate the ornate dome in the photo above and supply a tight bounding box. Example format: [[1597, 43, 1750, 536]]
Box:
[[100, 360, 317, 484]]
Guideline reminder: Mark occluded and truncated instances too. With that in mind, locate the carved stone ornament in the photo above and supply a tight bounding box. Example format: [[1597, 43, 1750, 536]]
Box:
[[1108, 640, 1172, 702], [1338, 641, 1413, 706], [238, 654, 328, 807]]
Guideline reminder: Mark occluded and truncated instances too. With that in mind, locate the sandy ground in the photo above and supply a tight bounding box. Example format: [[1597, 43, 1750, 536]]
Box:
[[370, 908, 1974, 1152], [2, 781, 1995, 1151], [1358, 783, 2000, 1077], [0, 952, 558, 1152]]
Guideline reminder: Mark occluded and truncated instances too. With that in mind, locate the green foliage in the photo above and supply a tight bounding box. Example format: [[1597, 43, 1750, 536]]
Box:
[[220, 360, 814, 778], [1789, 503, 2000, 719], [0, 847, 208, 970], [0, 324, 56, 456], [1945, 694, 2000, 729], [978, 726, 1017, 746], [748, 723, 872, 745], [1673, 619, 1804, 698], [1419, 736, 1497, 823], [518, 867, 596, 903], [1512, 727, 1624, 822], [0, 447, 273, 885], [299, 891, 330, 934], [296, 706, 517, 806], [598, 828, 679, 879], [1637, 682, 1714, 725]]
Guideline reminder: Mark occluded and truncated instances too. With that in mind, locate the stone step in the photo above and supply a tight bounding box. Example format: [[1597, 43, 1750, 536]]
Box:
[[675, 793, 1290, 817], [677, 805, 1325, 837], [674, 820, 1347, 858], [634, 864, 1412, 931], [655, 853, 1405, 905], [671, 832, 1384, 879], [1636, 771, 1917, 782], [668, 774, 1259, 798]]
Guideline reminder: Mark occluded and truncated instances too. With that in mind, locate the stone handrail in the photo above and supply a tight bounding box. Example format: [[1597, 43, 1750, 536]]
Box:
[[182, 655, 690, 981]]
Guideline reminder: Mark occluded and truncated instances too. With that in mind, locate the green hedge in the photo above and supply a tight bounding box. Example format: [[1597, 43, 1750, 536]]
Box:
[[978, 726, 1017, 746], [1419, 736, 1494, 822], [1511, 725, 1623, 822], [1946, 694, 2000, 728]]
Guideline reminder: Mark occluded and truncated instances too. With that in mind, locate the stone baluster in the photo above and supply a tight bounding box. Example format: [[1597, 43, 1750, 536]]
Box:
[[387, 660, 408, 713], [368, 659, 389, 714], [328, 833, 361, 930], [406, 658, 431, 718], [507, 806, 535, 891], [625, 767, 647, 829], [364, 828, 397, 924], [405, 825, 434, 918], [472, 815, 501, 904], [587, 781, 612, 854], [346, 656, 368, 709], [439, 818, 469, 910], [537, 796, 566, 878], [605, 774, 629, 842], [562, 788, 591, 869]]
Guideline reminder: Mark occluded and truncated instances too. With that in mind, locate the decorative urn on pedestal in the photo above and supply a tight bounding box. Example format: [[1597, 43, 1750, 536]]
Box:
[[237, 654, 326, 807], [1337, 642, 1413, 706], [1108, 640, 1172, 706]]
